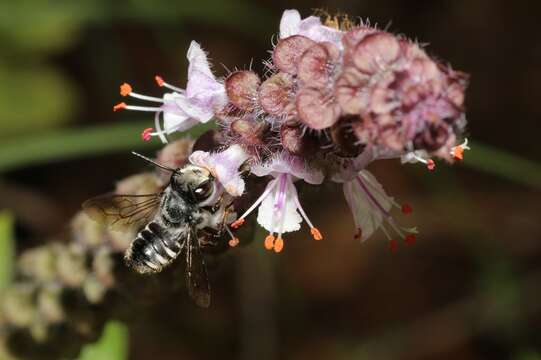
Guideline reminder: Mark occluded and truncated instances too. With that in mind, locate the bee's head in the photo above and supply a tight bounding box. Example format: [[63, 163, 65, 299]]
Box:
[[171, 165, 220, 206]]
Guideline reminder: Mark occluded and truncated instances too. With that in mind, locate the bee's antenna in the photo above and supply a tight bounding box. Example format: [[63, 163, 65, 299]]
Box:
[[131, 152, 177, 172]]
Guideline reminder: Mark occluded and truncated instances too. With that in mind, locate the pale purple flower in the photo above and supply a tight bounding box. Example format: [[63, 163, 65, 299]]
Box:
[[336, 170, 417, 246], [189, 144, 249, 197], [279, 9, 343, 48], [115, 41, 227, 143], [231, 153, 324, 252]]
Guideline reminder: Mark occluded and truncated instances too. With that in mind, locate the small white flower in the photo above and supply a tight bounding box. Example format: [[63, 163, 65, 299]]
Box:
[[114, 41, 227, 143], [279, 9, 343, 48], [231, 153, 324, 253]]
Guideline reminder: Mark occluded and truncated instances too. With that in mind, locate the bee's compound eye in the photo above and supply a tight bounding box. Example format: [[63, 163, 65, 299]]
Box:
[[194, 180, 213, 201]]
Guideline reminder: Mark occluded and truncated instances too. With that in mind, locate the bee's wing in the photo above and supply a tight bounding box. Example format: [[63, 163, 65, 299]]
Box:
[[185, 229, 211, 308], [82, 193, 162, 230]]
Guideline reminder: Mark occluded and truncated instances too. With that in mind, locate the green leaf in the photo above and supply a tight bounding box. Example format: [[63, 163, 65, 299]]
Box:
[[78, 321, 129, 360], [0, 121, 212, 173], [0, 211, 15, 289]]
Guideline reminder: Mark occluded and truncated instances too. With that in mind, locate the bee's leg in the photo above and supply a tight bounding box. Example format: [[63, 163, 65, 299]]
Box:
[[198, 229, 222, 247], [198, 230, 229, 254], [223, 204, 238, 225]]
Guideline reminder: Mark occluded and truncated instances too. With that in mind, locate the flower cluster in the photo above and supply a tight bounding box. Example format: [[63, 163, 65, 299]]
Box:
[[115, 9, 470, 252]]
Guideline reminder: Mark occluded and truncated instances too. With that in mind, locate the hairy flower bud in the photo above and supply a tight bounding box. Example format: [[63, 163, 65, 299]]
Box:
[[335, 68, 370, 114], [273, 35, 316, 74], [258, 72, 294, 116], [297, 43, 338, 88], [296, 87, 341, 129], [353, 32, 400, 74], [230, 118, 271, 154], [280, 122, 318, 156], [225, 70, 261, 111]]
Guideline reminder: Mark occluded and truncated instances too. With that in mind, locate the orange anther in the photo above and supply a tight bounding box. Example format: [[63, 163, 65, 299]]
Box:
[[228, 238, 240, 247], [401, 203, 413, 215], [310, 227, 323, 240], [141, 128, 154, 142], [113, 102, 127, 112], [273, 237, 284, 253], [231, 218, 245, 229], [405, 234, 416, 246], [453, 146, 464, 161], [427, 159, 436, 171], [120, 83, 132, 96], [155, 75, 165, 87], [389, 239, 398, 252], [264, 235, 275, 250]]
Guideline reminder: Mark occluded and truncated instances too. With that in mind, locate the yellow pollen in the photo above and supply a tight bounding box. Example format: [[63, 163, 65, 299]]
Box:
[[311, 227, 323, 240], [231, 218, 245, 229], [120, 83, 132, 96], [113, 102, 127, 112], [273, 237, 284, 253], [228, 238, 240, 247], [264, 235, 275, 250]]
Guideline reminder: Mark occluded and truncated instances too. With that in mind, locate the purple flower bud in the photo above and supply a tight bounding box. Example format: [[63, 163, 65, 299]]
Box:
[[273, 35, 316, 74], [335, 68, 371, 114], [296, 87, 341, 129], [225, 70, 261, 111], [280, 122, 318, 156], [297, 43, 338, 89], [352, 32, 400, 74], [258, 72, 294, 116], [230, 118, 270, 151], [342, 26, 377, 63]]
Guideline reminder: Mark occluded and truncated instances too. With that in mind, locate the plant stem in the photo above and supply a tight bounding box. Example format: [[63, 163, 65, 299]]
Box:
[[0, 122, 212, 173], [464, 141, 541, 189]]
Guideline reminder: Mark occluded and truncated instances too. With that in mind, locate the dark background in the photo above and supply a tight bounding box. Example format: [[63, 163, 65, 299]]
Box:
[[0, 0, 540, 359]]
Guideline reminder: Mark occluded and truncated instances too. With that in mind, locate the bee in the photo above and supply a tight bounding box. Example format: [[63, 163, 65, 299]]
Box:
[[83, 152, 234, 308]]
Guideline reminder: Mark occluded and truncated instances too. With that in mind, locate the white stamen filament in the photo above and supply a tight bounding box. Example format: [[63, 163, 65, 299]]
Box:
[[236, 179, 279, 221], [125, 105, 163, 112], [161, 82, 185, 94], [379, 222, 393, 241], [154, 111, 168, 144], [412, 153, 429, 164], [225, 225, 236, 240], [291, 182, 315, 229], [128, 92, 164, 103]]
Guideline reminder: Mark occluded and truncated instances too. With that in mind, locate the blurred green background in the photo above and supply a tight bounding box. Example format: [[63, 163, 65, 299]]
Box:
[[0, 0, 540, 359]]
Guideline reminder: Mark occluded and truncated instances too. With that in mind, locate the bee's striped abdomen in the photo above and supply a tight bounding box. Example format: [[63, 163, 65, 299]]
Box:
[[125, 221, 184, 273]]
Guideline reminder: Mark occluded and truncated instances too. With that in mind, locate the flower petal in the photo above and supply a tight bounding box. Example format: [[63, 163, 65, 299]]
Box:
[[344, 170, 395, 241], [256, 180, 302, 233], [186, 41, 213, 79], [279, 9, 301, 38], [299, 16, 343, 46], [189, 145, 249, 197], [251, 153, 324, 184], [183, 41, 228, 122]]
